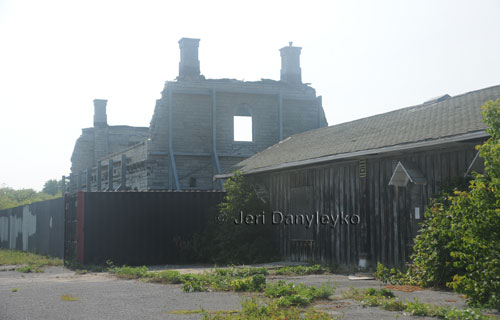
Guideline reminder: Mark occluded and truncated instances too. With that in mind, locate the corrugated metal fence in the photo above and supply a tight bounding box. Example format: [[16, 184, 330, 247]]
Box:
[[64, 191, 224, 265], [0, 198, 64, 258]]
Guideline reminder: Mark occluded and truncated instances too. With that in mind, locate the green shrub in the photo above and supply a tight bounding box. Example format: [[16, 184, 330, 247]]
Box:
[[412, 100, 500, 309]]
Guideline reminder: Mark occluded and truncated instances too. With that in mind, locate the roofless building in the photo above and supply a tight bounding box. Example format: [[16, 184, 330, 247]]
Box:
[[70, 38, 327, 191]]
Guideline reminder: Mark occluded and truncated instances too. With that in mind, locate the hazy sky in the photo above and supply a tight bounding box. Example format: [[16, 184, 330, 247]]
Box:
[[1, 0, 499, 191]]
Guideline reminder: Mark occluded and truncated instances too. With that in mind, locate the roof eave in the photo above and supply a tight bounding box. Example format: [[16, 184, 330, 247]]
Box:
[[216, 130, 488, 178]]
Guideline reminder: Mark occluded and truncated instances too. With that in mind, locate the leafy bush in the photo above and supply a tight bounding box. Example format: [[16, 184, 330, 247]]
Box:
[[195, 172, 279, 264]]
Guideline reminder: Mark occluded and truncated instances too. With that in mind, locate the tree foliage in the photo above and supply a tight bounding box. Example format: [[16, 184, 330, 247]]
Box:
[[42, 179, 62, 196], [0, 186, 59, 210], [410, 99, 500, 309], [194, 171, 279, 264]]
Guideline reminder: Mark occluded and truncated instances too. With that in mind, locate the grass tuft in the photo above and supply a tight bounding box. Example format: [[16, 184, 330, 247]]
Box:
[[61, 294, 78, 301], [0, 249, 62, 267]]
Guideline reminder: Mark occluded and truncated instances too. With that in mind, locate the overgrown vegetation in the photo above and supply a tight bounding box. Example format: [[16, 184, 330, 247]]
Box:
[[108, 265, 181, 284], [342, 287, 494, 319], [179, 267, 270, 292], [264, 280, 335, 307], [0, 249, 63, 273], [0, 184, 60, 210], [201, 298, 339, 320], [272, 264, 327, 276], [189, 172, 279, 264], [108, 264, 335, 310], [374, 99, 500, 310]]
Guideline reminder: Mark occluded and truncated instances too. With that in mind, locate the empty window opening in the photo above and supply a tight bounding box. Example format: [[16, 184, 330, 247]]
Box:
[[234, 116, 253, 142], [189, 177, 197, 188]]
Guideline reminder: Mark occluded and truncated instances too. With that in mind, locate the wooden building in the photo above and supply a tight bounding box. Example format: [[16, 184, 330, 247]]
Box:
[[217, 85, 500, 268]]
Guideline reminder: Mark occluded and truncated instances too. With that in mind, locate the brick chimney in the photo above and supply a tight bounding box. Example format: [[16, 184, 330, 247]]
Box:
[[280, 42, 302, 85], [178, 38, 201, 80], [93, 99, 107, 127]]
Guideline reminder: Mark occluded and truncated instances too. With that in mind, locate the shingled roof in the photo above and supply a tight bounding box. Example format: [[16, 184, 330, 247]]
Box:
[[225, 85, 500, 176]]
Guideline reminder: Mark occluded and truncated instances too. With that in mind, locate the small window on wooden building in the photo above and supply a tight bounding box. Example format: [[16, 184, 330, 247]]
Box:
[[388, 161, 427, 187], [359, 159, 367, 178]]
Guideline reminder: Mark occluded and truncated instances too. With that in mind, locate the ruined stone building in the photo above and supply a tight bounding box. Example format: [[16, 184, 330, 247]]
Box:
[[70, 38, 328, 190]]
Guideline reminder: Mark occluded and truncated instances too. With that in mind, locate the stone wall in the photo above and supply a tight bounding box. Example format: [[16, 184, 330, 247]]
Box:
[[71, 126, 149, 174], [144, 79, 328, 190]]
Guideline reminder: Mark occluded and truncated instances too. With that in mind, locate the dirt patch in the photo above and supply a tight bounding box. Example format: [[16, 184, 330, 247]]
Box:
[[384, 284, 424, 292]]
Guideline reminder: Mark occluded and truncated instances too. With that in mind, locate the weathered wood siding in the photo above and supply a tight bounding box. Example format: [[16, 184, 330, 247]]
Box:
[[253, 142, 482, 267]]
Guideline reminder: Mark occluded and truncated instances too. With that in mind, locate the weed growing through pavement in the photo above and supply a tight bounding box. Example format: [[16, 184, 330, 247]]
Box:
[[61, 294, 78, 301], [341, 287, 494, 320]]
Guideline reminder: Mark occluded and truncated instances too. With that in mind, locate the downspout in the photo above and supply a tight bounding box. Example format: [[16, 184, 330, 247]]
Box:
[[317, 95, 322, 128], [168, 87, 180, 190], [279, 92, 283, 140], [212, 89, 223, 189]]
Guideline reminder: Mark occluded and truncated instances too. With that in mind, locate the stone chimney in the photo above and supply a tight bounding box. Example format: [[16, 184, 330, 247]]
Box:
[[178, 38, 201, 80], [93, 99, 107, 127], [280, 42, 302, 85]]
